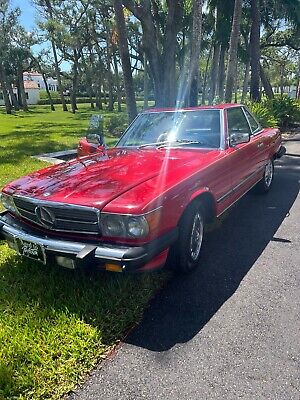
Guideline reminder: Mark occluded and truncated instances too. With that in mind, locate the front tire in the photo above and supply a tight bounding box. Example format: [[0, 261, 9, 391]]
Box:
[[168, 202, 205, 273], [255, 159, 274, 194]]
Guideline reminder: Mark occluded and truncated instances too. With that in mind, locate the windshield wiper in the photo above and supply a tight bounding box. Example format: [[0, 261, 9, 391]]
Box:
[[138, 139, 203, 149], [157, 139, 204, 148], [138, 141, 171, 148]]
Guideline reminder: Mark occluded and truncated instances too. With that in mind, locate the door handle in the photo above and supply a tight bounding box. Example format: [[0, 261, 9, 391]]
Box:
[[257, 142, 264, 148]]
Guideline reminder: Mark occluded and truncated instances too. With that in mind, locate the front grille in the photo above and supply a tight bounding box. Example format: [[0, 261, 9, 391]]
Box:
[[13, 196, 100, 234]]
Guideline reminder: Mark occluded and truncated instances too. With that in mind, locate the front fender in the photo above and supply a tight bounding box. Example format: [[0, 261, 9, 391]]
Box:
[[188, 187, 217, 221]]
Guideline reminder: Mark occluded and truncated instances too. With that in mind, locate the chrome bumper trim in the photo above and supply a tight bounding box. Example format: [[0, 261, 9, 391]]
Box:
[[0, 217, 129, 262]]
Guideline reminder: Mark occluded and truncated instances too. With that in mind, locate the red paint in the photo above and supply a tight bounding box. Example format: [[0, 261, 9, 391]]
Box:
[[2, 105, 282, 270], [77, 138, 105, 157]]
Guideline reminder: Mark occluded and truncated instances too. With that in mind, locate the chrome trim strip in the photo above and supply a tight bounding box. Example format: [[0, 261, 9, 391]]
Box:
[[216, 166, 264, 204], [217, 179, 262, 218], [242, 106, 263, 136], [13, 195, 101, 214], [100, 206, 163, 217], [1, 220, 129, 261]]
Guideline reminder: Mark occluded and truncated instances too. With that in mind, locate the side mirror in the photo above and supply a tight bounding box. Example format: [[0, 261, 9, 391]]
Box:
[[86, 133, 103, 145], [86, 114, 105, 146], [230, 131, 250, 146]]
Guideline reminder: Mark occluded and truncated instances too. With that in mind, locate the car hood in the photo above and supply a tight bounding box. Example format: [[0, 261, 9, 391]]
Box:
[[5, 147, 221, 209]]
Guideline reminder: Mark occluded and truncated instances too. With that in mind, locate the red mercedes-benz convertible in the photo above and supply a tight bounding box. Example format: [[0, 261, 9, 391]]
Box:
[[0, 104, 285, 273]]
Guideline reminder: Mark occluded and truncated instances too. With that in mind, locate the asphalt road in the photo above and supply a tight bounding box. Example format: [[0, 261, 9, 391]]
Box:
[[69, 135, 300, 400]]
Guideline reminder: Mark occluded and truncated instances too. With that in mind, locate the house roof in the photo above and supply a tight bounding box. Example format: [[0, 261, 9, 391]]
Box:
[[24, 81, 39, 89], [23, 71, 42, 77]]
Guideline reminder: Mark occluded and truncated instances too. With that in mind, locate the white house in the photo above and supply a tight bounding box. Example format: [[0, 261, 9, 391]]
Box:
[[0, 80, 40, 106], [23, 80, 40, 104], [23, 71, 58, 91]]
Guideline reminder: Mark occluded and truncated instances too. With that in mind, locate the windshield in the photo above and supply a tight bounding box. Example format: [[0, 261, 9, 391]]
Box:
[[117, 110, 221, 149]]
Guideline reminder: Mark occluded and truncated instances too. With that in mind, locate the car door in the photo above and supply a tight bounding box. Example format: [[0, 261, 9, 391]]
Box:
[[226, 107, 263, 199], [242, 106, 268, 170]]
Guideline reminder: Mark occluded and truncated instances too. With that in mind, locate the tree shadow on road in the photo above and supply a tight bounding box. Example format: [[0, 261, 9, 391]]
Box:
[[125, 155, 300, 351]]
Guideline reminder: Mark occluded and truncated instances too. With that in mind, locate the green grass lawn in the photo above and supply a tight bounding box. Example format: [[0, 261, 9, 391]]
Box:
[[0, 105, 167, 400]]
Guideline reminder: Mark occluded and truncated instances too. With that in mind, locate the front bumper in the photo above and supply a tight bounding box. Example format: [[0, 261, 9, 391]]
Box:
[[0, 212, 178, 272]]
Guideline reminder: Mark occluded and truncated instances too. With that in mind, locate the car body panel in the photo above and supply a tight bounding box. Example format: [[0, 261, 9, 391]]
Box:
[[0, 104, 283, 272]]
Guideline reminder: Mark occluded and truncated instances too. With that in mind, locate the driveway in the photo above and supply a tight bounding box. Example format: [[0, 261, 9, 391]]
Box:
[[69, 134, 300, 400]]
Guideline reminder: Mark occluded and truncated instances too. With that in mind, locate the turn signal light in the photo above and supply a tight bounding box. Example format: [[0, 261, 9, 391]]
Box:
[[105, 263, 123, 272]]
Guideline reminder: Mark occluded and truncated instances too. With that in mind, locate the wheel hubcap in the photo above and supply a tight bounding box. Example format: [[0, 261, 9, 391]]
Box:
[[189, 212, 203, 261], [264, 160, 273, 187]]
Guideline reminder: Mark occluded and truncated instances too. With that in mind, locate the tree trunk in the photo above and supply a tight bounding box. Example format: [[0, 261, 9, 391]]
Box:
[[202, 44, 213, 104], [241, 60, 250, 102], [161, 1, 184, 106], [249, 0, 261, 102], [218, 44, 226, 101], [234, 69, 239, 103], [112, 52, 123, 112], [188, 0, 204, 106], [123, 0, 183, 108], [260, 64, 274, 99], [209, 43, 221, 104], [113, 0, 137, 120], [88, 85, 95, 109], [143, 53, 149, 109], [70, 54, 79, 114], [18, 67, 28, 111], [140, 14, 163, 106], [41, 71, 55, 111], [16, 80, 22, 107], [87, 48, 95, 109], [107, 62, 114, 111], [0, 63, 12, 114], [296, 57, 300, 99], [44, 0, 68, 111], [50, 39, 68, 111], [7, 81, 20, 111], [95, 76, 103, 110], [224, 0, 242, 103], [280, 64, 284, 97]]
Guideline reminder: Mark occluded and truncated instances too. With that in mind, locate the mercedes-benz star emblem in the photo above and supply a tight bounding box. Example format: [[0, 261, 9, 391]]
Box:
[[35, 206, 56, 228]]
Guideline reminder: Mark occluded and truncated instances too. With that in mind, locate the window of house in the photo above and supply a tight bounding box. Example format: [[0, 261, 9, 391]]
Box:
[[0, 91, 3, 100], [25, 92, 29, 99]]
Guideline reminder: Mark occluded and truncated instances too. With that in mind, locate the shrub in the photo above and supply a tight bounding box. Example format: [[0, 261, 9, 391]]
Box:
[[37, 97, 98, 105], [264, 96, 300, 127], [105, 113, 129, 137], [248, 101, 279, 128]]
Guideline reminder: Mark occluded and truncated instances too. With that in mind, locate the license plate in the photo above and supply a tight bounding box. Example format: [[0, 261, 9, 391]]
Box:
[[15, 238, 46, 264]]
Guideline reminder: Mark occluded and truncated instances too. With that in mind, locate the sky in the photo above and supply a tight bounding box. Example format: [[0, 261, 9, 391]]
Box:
[[12, 0, 37, 32], [11, 0, 71, 71]]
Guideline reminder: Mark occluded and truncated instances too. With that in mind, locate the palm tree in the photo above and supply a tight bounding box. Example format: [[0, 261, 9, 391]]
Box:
[[224, 0, 243, 102], [188, 0, 204, 106], [249, 0, 261, 102]]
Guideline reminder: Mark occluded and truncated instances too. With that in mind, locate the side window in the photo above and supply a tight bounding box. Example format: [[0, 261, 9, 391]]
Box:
[[244, 108, 261, 134], [227, 107, 251, 140]]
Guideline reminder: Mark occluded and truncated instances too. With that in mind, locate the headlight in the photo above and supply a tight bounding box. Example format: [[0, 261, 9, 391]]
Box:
[[127, 216, 149, 238], [101, 214, 127, 237], [100, 210, 161, 239], [0, 193, 17, 213]]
